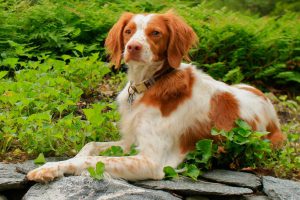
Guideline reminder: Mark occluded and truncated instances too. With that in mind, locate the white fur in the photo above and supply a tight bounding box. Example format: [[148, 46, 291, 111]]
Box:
[[124, 14, 157, 83]]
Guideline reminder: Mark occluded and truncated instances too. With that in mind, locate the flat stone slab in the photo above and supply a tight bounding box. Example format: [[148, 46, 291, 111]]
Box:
[[0, 163, 27, 191], [0, 157, 68, 191], [15, 157, 68, 174], [263, 176, 300, 200], [134, 177, 253, 196], [244, 194, 269, 200], [201, 169, 261, 189], [23, 176, 180, 200]]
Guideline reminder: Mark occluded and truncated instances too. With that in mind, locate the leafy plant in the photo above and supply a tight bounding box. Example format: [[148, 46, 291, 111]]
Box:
[[34, 153, 46, 165], [99, 146, 124, 157], [163, 166, 178, 179], [212, 119, 272, 169], [99, 144, 139, 157], [87, 161, 105, 180], [164, 119, 274, 180]]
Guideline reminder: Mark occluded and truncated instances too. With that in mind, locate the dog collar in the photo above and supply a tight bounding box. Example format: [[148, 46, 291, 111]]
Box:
[[127, 67, 174, 104]]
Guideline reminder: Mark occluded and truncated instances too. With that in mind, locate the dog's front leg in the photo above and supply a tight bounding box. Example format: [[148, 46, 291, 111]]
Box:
[[27, 155, 164, 182]]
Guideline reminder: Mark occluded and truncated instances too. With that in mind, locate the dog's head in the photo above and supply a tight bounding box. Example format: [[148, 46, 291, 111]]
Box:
[[105, 11, 198, 69]]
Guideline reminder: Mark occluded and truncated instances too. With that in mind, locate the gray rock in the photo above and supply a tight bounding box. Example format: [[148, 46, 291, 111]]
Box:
[[15, 157, 68, 174], [0, 163, 27, 191], [244, 195, 269, 200], [186, 196, 209, 200], [263, 176, 300, 200], [23, 176, 180, 200], [201, 169, 261, 190], [0, 194, 8, 200], [134, 177, 253, 196], [0, 157, 68, 191]]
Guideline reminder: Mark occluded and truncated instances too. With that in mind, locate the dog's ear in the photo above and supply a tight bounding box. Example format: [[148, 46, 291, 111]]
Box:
[[164, 11, 198, 68], [105, 12, 134, 68]]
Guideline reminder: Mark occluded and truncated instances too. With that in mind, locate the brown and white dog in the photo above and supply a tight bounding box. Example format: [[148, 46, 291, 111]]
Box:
[[27, 12, 285, 182]]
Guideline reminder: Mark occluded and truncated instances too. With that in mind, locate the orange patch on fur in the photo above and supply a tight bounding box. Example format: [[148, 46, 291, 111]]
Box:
[[162, 12, 198, 68], [180, 121, 213, 153], [140, 68, 195, 117], [254, 115, 260, 123], [105, 12, 134, 68], [144, 15, 170, 62], [266, 120, 285, 147], [209, 92, 240, 131], [239, 87, 267, 100]]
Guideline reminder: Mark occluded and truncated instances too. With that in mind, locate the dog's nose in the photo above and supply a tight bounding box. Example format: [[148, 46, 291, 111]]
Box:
[[127, 41, 142, 53]]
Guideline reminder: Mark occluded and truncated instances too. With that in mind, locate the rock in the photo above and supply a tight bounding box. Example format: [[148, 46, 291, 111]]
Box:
[[0, 194, 8, 200], [244, 195, 269, 200], [0, 157, 68, 191], [186, 196, 209, 200], [0, 163, 27, 191], [15, 157, 68, 174], [134, 177, 253, 196], [23, 176, 180, 200], [263, 176, 300, 200], [201, 169, 261, 190]]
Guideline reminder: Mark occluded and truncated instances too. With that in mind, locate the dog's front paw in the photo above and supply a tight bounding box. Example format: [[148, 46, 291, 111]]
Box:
[[26, 162, 63, 183]]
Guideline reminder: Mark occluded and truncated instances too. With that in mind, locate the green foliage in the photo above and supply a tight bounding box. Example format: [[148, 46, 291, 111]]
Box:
[[163, 166, 179, 179], [200, 0, 300, 16], [87, 161, 105, 180], [164, 119, 296, 180], [33, 153, 46, 165], [212, 119, 272, 168], [0, 54, 121, 156], [99, 144, 139, 157], [265, 133, 300, 178], [99, 146, 124, 157], [0, 0, 299, 91]]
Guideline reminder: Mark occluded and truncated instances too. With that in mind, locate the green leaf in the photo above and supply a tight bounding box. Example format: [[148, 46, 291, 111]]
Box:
[[276, 71, 300, 83], [186, 152, 196, 161], [235, 119, 251, 131], [237, 129, 252, 137], [111, 146, 124, 156], [163, 166, 178, 179], [128, 144, 139, 156], [196, 139, 212, 151], [195, 139, 213, 163], [74, 44, 85, 54], [88, 161, 105, 180], [211, 128, 220, 136], [223, 67, 244, 83], [99, 146, 124, 156], [184, 164, 201, 180], [0, 71, 8, 79], [83, 104, 106, 127], [233, 135, 250, 145], [87, 167, 96, 177], [34, 153, 46, 165], [2, 58, 19, 68], [95, 162, 105, 176], [61, 55, 72, 61]]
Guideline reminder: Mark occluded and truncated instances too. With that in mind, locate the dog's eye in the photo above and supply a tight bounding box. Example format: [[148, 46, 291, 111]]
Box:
[[151, 31, 160, 36], [125, 29, 132, 34]]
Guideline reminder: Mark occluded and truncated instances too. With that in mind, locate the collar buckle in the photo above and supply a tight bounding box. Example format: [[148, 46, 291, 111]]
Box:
[[127, 67, 174, 105]]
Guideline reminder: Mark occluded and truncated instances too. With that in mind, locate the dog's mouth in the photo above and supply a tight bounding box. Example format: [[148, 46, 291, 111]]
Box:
[[124, 53, 146, 63]]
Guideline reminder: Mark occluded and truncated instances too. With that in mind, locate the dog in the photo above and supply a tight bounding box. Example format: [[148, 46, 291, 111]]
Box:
[[27, 11, 285, 182]]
